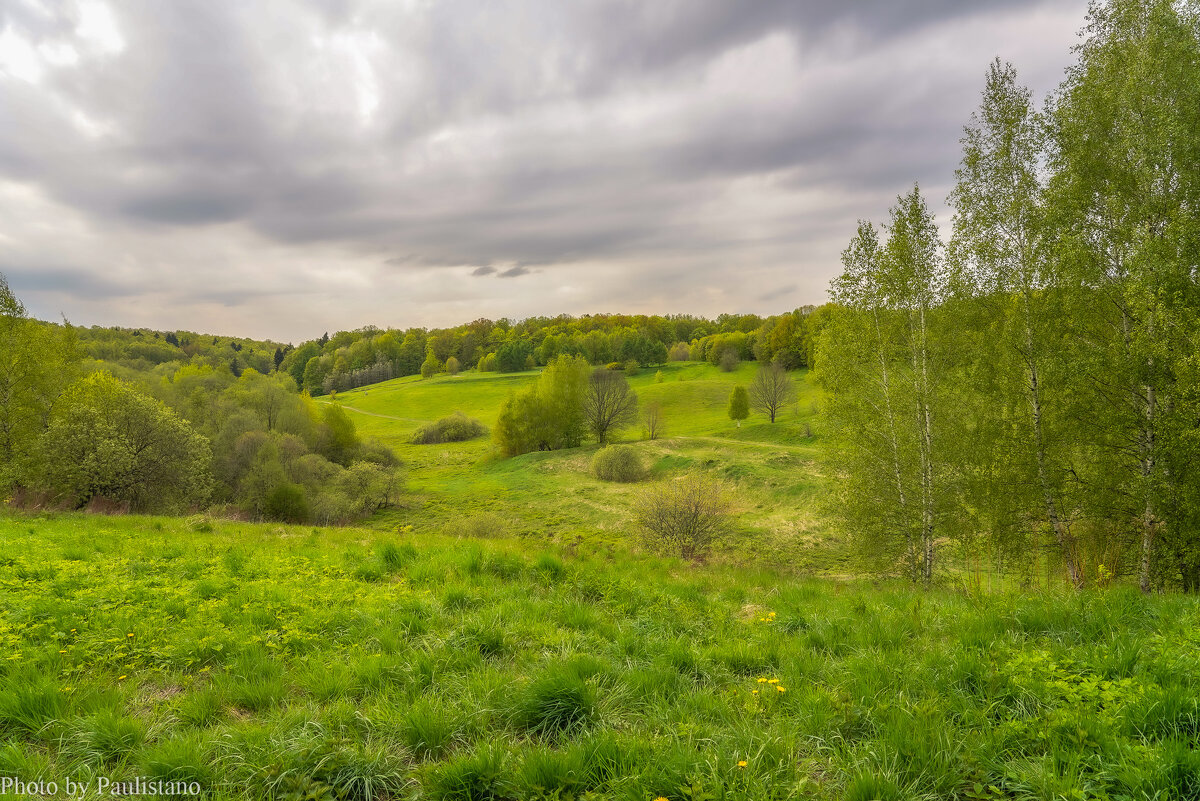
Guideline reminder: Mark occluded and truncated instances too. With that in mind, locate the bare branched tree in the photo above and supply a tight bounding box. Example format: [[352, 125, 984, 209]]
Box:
[[749, 363, 796, 423], [634, 473, 732, 559], [584, 368, 638, 444], [643, 401, 664, 440]]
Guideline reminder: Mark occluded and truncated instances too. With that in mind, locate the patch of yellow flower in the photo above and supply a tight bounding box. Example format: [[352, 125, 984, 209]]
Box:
[[753, 677, 786, 694]]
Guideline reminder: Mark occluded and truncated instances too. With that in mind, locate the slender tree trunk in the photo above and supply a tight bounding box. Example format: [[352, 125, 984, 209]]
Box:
[[872, 309, 915, 572], [1021, 290, 1082, 587], [913, 305, 935, 587], [1139, 381, 1157, 592]]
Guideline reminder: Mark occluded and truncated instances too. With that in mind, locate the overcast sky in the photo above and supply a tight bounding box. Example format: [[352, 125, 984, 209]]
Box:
[[1, 0, 1087, 343]]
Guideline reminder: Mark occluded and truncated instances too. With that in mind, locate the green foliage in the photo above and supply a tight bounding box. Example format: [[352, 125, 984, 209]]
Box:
[[727, 386, 749, 422], [319, 404, 361, 466], [263, 482, 309, 523], [496, 340, 534, 373], [493, 355, 590, 456], [411, 412, 488, 444], [36, 372, 211, 511], [0, 273, 80, 490], [591, 445, 644, 482], [420, 353, 443, 379]]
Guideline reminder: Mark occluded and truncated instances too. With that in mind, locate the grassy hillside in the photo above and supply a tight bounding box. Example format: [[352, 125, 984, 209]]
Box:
[[2, 513, 1198, 800], [323, 362, 840, 573]]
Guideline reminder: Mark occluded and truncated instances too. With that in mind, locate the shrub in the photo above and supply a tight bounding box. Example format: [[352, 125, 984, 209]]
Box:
[[718, 348, 740, 372], [420, 354, 442, 378], [411, 413, 488, 445], [445, 356, 461, 375], [263, 482, 309, 523], [591, 445, 644, 482], [634, 473, 733, 559]]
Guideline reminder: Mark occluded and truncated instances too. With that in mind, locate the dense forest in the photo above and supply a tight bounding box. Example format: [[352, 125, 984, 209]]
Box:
[[280, 307, 823, 396], [816, 0, 1200, 593]]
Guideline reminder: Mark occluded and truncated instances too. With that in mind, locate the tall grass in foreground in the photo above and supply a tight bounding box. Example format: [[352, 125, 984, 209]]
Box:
[[0, 511, 1198, 800]]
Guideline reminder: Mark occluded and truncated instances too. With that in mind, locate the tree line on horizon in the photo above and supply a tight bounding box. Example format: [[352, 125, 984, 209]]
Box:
[[817, 0, 1200, 593]]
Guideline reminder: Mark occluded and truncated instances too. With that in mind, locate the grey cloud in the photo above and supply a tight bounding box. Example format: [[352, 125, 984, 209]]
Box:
[[0, 262, 137, 299], [757, 284, 797, 303], [0, 0, 1088, 338]]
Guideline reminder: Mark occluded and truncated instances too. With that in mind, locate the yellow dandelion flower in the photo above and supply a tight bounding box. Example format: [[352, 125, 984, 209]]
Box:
[[59, 649, 67, 654], [127, 633, 134, 638], [752, 690, 759, 695], [654, 797, 669, 801], [756, 678, 767, 683], [70, 628, 77, 633], [738, 760, 747, 768], [768, 679, 778, 684], [776, 686, 786, 692], [117, 675, 127, 680]]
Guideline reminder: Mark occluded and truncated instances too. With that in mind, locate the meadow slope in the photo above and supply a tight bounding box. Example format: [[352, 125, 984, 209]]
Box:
[[1, 514, 1198, 800], [323, 362, 843, 574]]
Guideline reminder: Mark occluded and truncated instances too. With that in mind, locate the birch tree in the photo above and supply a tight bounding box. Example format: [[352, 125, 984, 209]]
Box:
[[1049, 0, 1200, 591], [820, 217, 926, 581], [949, 60, 1086, 586]]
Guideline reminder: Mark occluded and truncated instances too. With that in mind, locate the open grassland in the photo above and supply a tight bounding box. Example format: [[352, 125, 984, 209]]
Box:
[[1, 514, 1198, 800], [323, 363, 841, 574]]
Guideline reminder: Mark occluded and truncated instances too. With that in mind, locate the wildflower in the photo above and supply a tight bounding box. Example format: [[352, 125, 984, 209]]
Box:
[[117, 675, 127, 680], [756, 678, 767, 683], [655, 797, 669, 801], [127, 633, 134, 638], [776, 686, 786, 693], [59, 649, 66, 654], [70, 628, 77, 633], [738, 760, 747, 768], [768, 679, 778, 684], [752, 690, 759, 695]]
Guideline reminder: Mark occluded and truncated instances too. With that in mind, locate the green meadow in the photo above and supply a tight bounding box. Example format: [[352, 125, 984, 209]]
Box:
[[2, 362, 1199, 800], [2, 513, 1199, 801], [322, 362, 840, 574]]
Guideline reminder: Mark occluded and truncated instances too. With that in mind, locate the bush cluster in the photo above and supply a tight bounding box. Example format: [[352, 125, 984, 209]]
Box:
[[591, 445, 644, 483], [411, 413, 488, 445]]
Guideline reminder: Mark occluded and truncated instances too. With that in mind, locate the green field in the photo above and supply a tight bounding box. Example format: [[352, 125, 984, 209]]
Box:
[[321, 362, 841, 573], [2, 514, 1199, 800], [4, 364, 1199, 800]]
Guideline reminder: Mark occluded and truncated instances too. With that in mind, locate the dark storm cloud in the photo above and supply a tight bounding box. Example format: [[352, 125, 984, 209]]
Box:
[[0, 0, 1087, 339]]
